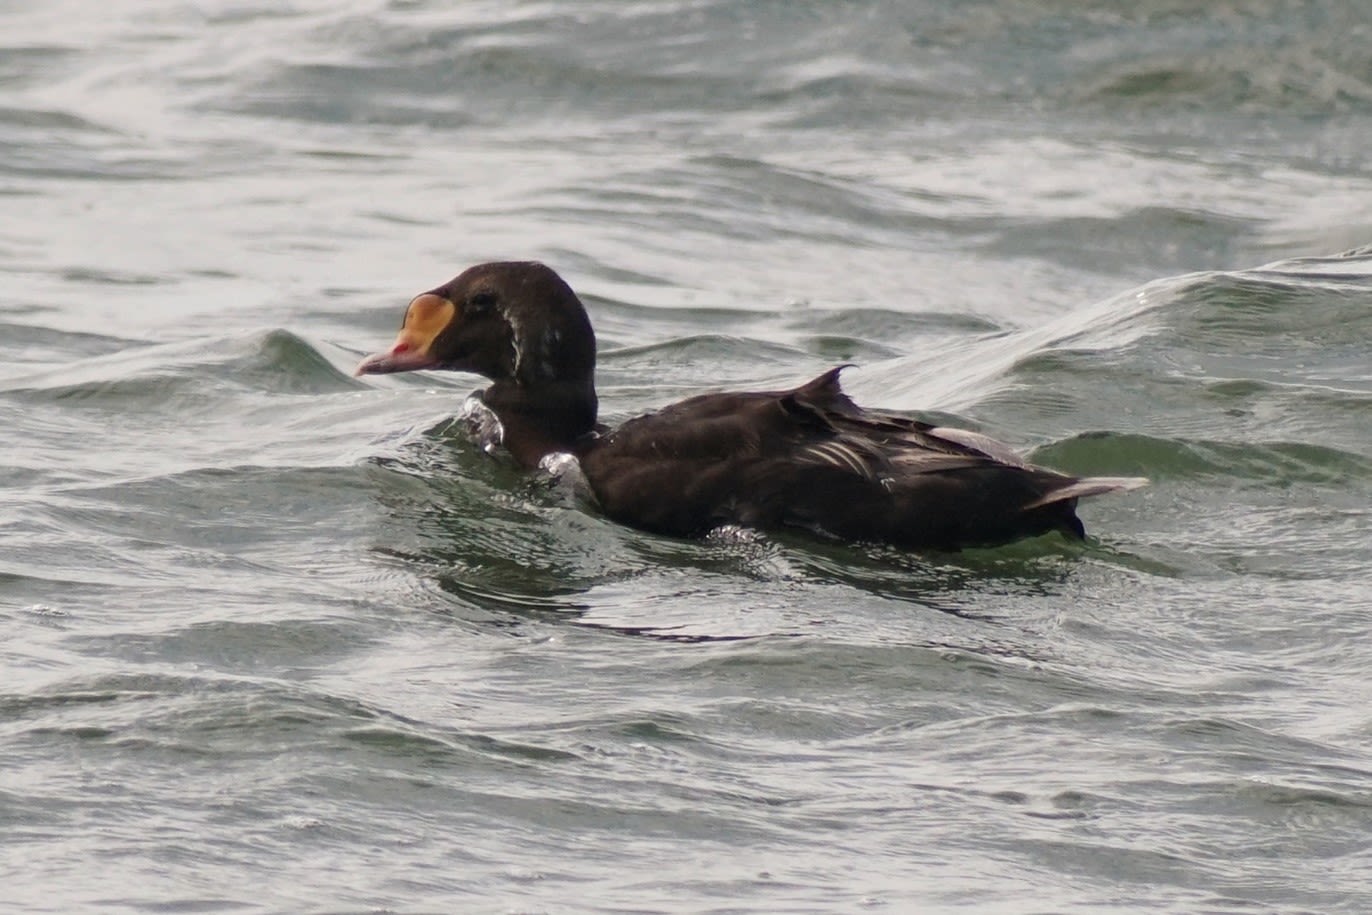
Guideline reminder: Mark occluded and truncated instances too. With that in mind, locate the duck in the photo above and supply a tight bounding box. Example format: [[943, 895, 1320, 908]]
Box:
[[356, 261, 1145, 550]]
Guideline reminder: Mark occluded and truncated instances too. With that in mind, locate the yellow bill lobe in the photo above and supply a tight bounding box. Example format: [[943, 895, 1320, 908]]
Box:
[[401, 293, 456, 351]]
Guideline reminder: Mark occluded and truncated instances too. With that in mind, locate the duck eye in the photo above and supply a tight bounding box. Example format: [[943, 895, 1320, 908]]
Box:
[[467, 291, 497, 312]]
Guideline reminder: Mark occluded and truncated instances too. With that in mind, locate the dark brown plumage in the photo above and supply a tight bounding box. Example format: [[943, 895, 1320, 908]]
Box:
[[357, 261, 1145, 550]]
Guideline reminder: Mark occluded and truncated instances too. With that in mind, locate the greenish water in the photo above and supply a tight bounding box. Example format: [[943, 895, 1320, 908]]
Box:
[[3, 2, 1372, 912]]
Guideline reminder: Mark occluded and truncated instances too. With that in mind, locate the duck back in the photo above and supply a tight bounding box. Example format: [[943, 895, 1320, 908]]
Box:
[[579, 367, 1143, 549]]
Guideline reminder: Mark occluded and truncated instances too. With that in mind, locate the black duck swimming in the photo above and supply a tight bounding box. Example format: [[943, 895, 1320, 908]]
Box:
[[356, 261, 1144, 549]]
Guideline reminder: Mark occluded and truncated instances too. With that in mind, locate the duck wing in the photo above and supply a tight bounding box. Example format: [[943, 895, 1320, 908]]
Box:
[[784, 364, 1048, 465]]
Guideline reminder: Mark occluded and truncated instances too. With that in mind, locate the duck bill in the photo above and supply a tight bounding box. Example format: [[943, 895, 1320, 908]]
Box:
[[354, 343, 440, 376], [355, 293, 457, 376]]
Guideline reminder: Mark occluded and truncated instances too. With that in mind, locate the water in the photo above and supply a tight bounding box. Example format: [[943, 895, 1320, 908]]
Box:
[[3, 1, 1371, 911]]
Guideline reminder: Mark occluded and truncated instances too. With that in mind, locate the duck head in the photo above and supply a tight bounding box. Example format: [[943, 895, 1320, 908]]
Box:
[[356, 261, 596, 386], [356, 261, 600, 465]]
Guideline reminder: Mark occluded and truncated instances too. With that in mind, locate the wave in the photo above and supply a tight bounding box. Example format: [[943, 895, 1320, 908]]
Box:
[[1035, 432, 1372, 487], [1, 329, 364, 402]]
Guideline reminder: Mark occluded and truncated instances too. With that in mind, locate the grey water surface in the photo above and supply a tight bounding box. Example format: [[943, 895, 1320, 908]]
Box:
[[3, 2, 1372, 912]]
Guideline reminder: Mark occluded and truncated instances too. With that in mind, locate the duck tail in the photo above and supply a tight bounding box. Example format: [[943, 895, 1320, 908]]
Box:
[[1023, 476, 1148, 510]]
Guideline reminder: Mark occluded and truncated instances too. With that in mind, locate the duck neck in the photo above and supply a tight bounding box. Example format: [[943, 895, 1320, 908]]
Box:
[[482, 375, 599, 468]]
